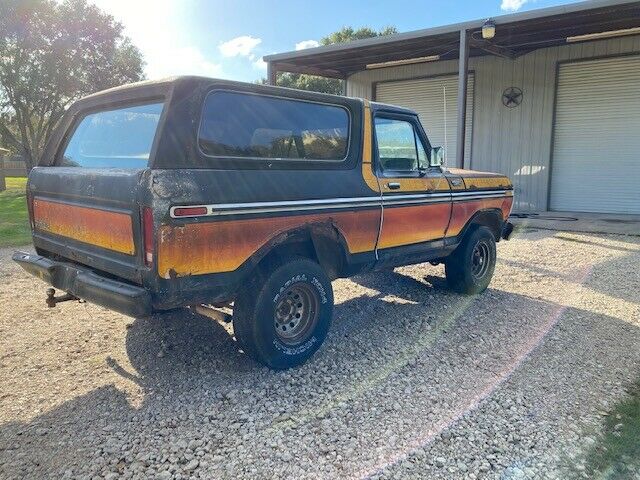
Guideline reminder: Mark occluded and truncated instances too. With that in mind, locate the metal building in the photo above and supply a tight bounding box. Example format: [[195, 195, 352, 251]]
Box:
[[264, 0, 640, 213]]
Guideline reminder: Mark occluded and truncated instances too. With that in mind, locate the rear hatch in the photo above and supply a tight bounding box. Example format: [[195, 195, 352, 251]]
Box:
[[29, 85, 169, 284]]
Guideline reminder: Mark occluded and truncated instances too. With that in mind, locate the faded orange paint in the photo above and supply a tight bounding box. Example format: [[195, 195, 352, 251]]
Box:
[[157, 209, 381, 278], [33, 198, 135, 255], [157, 194, 513, 278], [378, 202, 451, 249], [361, 102, 380, 193], [446, 168, 512, 190], [446, 196, 514, 237]]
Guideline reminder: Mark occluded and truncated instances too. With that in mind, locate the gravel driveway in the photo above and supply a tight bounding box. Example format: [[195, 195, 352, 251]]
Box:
[[1, 230, 639, 479]]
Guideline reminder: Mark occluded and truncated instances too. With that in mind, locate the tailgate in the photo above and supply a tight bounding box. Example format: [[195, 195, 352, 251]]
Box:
[[29, 167, 146, 283], [26, 94, 168, 284]]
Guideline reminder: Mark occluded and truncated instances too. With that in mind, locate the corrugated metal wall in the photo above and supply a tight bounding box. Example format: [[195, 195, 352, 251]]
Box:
[[347, 36, 640, 212]]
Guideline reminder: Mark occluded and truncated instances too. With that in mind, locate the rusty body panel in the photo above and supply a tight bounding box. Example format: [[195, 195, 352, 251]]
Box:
[[33, 198, 135, 255], [378, 203, 451, 249], [447, 196, 514, 237], [157, 209, 380, 278]]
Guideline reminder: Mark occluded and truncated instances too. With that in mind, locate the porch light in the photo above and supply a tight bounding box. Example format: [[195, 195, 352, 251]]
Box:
[[481, 19, 496, 40], [566, 26, 640, 43], [366, 55, 440, 69]]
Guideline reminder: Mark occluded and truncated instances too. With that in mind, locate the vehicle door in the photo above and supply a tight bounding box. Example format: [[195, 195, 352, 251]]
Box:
[[372, 112, 452, 260]]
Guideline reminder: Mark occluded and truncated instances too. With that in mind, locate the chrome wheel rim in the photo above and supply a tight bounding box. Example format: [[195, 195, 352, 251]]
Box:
[[274, 283, 319, 345], [471, 241, 491, 279]]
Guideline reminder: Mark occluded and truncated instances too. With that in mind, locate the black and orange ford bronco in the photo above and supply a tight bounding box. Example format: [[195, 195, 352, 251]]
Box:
[[14, 77, 514, 368]]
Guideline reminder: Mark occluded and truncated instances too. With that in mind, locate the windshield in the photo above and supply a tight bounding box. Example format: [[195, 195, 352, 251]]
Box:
[[59, 102, 163, 168]]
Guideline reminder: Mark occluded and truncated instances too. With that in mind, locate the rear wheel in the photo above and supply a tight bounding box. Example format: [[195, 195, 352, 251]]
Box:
[[445, 226, 497, 294], [233, 258, 333, 369]]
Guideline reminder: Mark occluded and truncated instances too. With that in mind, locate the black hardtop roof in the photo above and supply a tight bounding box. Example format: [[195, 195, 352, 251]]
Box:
[[70, 76, 416, 119], [369, 101, 418, 116], [75, 76, 367, 109]]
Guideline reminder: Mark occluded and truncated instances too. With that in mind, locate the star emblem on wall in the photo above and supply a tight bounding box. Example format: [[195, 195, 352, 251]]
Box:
[[502, 87, 523, 108]]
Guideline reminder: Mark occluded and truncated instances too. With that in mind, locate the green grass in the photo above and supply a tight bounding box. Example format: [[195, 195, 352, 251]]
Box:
[[0, 177, 31, 248], [584, 380, 640, 479]]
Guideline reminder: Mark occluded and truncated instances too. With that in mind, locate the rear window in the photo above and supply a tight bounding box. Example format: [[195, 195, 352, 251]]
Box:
[[60, 102, 163, 168], [198, 91, 349, 161]]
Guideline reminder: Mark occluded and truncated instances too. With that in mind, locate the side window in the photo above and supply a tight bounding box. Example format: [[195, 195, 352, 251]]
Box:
[[198, 91, 350, 161], [374, 117, 427, 174]]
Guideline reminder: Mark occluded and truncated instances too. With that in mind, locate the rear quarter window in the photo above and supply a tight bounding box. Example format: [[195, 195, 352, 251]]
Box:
[[198, 91, 350, 161], [59, 102, 164, 168]]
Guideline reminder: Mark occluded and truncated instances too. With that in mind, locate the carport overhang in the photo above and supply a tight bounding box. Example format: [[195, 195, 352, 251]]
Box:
[[264, 0, 640, 167]]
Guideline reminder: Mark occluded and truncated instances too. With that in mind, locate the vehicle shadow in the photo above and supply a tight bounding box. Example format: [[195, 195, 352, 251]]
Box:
[[1, 267, 639, 479]]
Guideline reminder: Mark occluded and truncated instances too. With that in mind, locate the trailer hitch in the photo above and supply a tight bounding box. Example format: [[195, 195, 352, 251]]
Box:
[[46, 288, 79, 308]]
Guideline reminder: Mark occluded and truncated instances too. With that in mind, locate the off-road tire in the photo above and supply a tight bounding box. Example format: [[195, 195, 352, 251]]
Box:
[[445, 226, 497, 294], [233, 258, 333, 369]]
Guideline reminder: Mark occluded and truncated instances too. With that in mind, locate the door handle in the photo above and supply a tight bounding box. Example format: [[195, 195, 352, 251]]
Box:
[[386, 182, 401, 190]]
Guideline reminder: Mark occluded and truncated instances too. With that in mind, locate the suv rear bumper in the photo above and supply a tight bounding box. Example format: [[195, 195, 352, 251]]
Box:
[[12, 251, 152, 318]]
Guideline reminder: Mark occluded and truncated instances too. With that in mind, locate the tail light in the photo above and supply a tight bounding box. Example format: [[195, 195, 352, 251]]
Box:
[[172, 206, 208, 217], [27, 192, 35, 230], [142, 207, 154, 266]]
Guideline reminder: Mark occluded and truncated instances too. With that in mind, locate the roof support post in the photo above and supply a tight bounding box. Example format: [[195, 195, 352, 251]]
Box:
[[267, 62, 277, 86], [456, 28, 470, 169]]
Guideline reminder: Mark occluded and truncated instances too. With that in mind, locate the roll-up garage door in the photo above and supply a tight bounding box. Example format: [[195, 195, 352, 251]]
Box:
[[375, 74, 474, 168], [550, 56, 640, 214]]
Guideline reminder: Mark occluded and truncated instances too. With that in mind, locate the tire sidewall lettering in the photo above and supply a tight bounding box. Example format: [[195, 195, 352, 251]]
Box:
[[269, 272, 329, 357], [272, 335, 317, 356]]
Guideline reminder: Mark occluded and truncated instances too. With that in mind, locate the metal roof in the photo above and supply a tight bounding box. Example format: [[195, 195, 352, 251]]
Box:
[[264, 0, 640, 78]]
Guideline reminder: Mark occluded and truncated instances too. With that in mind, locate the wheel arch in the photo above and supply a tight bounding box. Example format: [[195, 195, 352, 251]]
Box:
[[244, 221, 351, 281], [458, 208, 505, 242]]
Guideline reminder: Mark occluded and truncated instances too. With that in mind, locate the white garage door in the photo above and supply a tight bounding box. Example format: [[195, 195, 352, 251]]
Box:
[[550, 56, 640, 214], [376, 74, 474, 168]]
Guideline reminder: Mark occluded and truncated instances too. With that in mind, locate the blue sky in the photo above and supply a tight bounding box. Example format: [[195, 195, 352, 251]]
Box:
[[92, 0, 579, 82]]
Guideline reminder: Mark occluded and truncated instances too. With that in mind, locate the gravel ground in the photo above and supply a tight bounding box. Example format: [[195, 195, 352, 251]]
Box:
[[0, 229, 639, 479]]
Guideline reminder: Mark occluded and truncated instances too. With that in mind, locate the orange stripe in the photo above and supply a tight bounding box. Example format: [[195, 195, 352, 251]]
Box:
[[157, 210, 380, 278], [378, 203, 451, 249], [33, 198, 135, 255], [445, 168, 513, 190], [447, 197, 513, 237], [157, 196, 513, 278]]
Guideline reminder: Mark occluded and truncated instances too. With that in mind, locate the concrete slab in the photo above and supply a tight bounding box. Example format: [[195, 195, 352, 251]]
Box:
[[509, 211, 640, 236]]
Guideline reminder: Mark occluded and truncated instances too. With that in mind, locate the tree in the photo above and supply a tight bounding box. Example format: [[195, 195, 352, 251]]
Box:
[[260, 26, 398, 95], [0, 0, 145, 170]]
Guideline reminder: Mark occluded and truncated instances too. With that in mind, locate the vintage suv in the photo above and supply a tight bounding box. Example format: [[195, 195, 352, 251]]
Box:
[[14, 77, 513, 369]]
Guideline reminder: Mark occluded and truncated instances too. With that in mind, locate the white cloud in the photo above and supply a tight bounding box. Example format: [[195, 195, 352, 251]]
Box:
[[219, 36, 262, 57], [253, 57, 267, 71], [295, 40, 320, 50], [145, 46, 222, 79], [90, 0, 224, 80], [501, 0, 528, 11]]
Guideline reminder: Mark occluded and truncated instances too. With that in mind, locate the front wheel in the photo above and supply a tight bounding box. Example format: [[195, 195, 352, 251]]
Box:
[[233, 258, 333, 369], [445, 226, 497, 294]]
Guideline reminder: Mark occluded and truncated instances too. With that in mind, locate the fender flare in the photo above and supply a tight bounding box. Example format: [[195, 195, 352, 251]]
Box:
[[241, 220, 352, 279], [457, 208, 505, 242]]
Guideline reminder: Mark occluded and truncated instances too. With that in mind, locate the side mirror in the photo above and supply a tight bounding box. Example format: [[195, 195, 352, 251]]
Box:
[[430, 146, 444, 167]]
